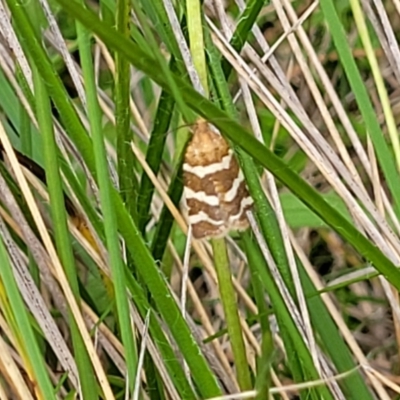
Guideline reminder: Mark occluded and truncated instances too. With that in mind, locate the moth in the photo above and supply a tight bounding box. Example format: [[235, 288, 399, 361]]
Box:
[[183, 119, 253, 239]]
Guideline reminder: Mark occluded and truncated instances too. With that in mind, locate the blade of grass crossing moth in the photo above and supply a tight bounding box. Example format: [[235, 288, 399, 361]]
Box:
[[12, 0, 400, 298], [53, 0, 400, 302], [204, 27, 296, 296], [0, 220, 57, 400], [0, 0, 346, 288], [320, 0, 400, 218], [75, 10, 139, 395]]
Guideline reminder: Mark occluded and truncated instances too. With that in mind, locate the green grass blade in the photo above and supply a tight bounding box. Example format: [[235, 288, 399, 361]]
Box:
[[255, 331, 274, 400], [211, 239, 252, 390], [186, 0, 207, 93], [221, 0, 266, 77], [0, 220, 57, 400], [26, 3, 100, 396], [76, 15, 138, 394], [137, 84, 175, 234], [132, 1, 193, 123], [32, 61, 100, 400], [115, 0, 138, 223], [6, 0, 96, 177], [140, 0, 182, 64], [150, 159, 185, 261]]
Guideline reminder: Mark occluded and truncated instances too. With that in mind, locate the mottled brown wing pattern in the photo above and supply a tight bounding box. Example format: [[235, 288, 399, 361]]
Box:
[[183, 119, 253, 239]]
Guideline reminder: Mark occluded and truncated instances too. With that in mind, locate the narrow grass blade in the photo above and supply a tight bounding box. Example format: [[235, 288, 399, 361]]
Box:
[[243, 233, 333, 399], [0, 220, 57, 400], [137, 82, 175, 234], [115, 0, 138, 223], [320, 0, 400, 218], [76, 14, 139, 394]]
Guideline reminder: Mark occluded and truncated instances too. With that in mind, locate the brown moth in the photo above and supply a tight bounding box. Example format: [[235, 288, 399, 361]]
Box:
[[183, 118, 253, 239]]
